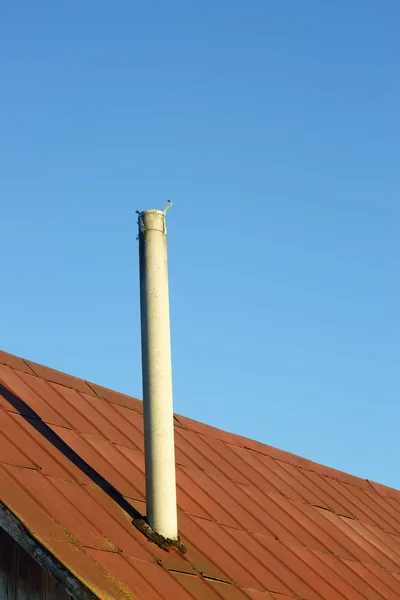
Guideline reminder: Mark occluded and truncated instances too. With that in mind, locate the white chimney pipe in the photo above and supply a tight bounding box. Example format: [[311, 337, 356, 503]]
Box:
[[137, 203, 178, 541]]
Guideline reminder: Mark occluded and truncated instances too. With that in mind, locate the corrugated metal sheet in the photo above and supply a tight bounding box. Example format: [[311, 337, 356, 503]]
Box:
[[0, 349, 400, 600]]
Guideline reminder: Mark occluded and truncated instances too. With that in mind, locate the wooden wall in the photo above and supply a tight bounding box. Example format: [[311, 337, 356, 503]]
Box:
[[0, 527, 73, 600]]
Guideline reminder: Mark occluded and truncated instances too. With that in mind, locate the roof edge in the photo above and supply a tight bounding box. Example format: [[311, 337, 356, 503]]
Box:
[[0, 502, 98, 600]]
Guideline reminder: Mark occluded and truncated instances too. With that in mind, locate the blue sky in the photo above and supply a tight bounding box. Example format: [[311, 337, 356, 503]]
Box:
[[1, 2, 399, 487]]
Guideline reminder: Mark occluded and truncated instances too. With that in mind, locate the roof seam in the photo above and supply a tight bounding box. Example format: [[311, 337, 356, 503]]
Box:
[[47, 382, 113, 441], [7, 369, 79, 430], [21, 359, 37, 375], [281, 542, 352, 600], [0, 460, 41, 472], [0, 405, 87, 485], [76, 389, 143, 447], [177, 430, 238, 482], [84, 381, 143, 414], [277, 460, 356, 517], [312, 470, 398, 534], [85, 381, 101, 398], [191, 515, 300, 597]]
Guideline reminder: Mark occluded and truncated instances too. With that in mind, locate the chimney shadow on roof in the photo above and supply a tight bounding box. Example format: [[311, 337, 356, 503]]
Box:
[[0, 384, 144, 523]]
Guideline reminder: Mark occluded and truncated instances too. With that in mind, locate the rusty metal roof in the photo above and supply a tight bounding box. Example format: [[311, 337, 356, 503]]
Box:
[[0, 349, 400, 600]]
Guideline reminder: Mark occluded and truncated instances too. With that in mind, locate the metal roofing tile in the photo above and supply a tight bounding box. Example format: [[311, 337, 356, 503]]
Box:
[[244, 591, 292, 600], [318, 547, 396, 600], [78, 391, 142, 449], [0, 464, 66, 544], [347, 486, 400, 535], [314, 507, 396, 567], [242, 533, 325, 600], [236, 484, 338, 553], [311, 464, 373, 492], [368, 480, 400, 504], [286, 544, 375, 600], [26, 361, 96, 396], [177, 419, 313, 472], [149, 544, 198, 575], [335, 518, 400, 571], [0, 366, 71, 428], [110, 443, 145, 477], [172, 573, 252, 600], [269, 496, 364, 561], [177, 466, 254, 530], [185, 517, 298, 596], [226, 446, 304, 501], [338, 557, 400, 598], [85, 550, 190, 600], [174, 416, 245, 448], [51, 427, 146, 499], [362, 490, 400, 532], [260, 454, 336, 508], [45, 383, 111, 439], [125, 557, 194, 600], [196, 476, 279, 537], [266, 461, 350, 516], [5, 413, 92, 484], [0, 350, 35, 375], [86, 382, 143, 413], [181, 543, 230, 583], [0, 410, 41, 470], [81, 488, 152, 557], [291, 455, 371, 493], [189, 434, 258, 486], [393, 572, 400, 584], [175, 428, 245, 483], [32, 380, 108, 437], [176, 467, 218, 521], [239, 439, 314, 470], [177, 513, 237, 582], [207, 580, 265, 600], [384, 497, 400, 525], [170, 573, 225, 600], [323, 478, 398, 533], [48, 479, 151, 560], [286, 465, 357, 517], [388, 531, 400, 552], [40, 538, 129, 600], [1, 466, 113, 551], [174, 428, 221, 473], [113, 404, 145, 449], [123, 496, 146, 514]]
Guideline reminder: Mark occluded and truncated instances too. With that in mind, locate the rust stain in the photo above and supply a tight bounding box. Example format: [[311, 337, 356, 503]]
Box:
[[0, 350, 400, 599]]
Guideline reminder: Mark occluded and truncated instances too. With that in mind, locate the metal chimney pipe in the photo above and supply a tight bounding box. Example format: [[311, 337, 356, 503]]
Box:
[[137, 203, 178, 541]]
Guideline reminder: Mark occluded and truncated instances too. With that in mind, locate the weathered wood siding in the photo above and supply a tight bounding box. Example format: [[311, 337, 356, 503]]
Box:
[[0, 527, 73, 600]]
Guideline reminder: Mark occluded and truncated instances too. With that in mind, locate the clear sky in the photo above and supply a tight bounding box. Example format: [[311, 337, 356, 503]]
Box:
[[1, 2, 399, 488]]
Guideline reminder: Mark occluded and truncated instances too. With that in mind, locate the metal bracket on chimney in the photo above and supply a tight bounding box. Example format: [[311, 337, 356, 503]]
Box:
[[136, 201, 171, 236], [163, 200, 172, 214]]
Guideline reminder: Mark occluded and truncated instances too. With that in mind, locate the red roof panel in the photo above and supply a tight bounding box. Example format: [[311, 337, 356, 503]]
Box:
[[0, 350, 399, 599]]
